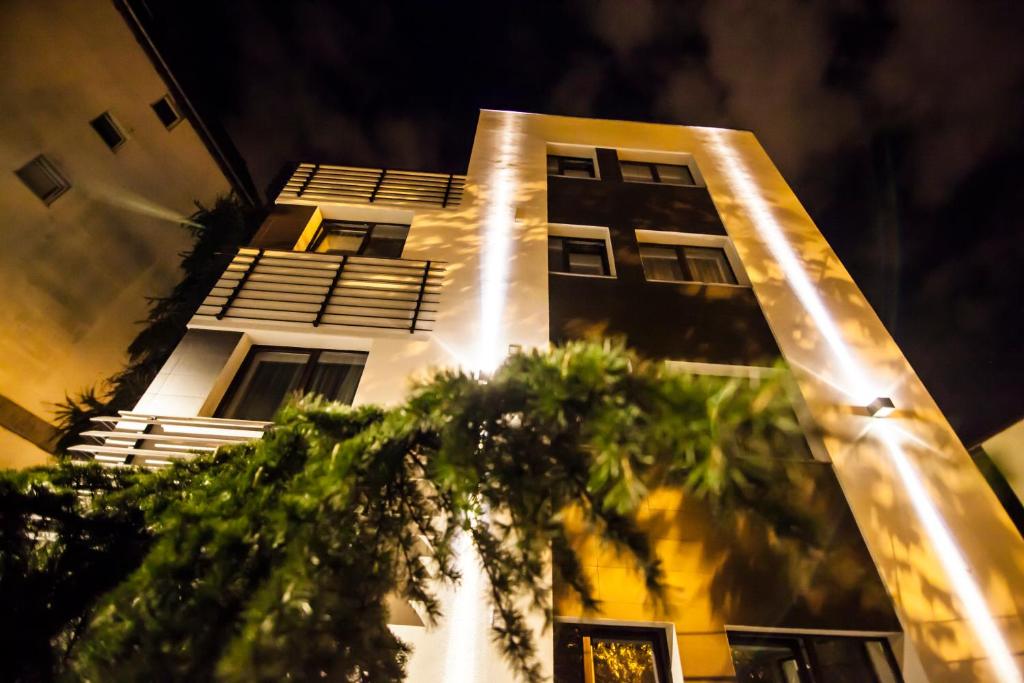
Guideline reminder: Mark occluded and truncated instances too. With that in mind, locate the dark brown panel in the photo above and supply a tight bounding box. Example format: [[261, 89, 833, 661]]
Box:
[[249, 204, 318, 249]]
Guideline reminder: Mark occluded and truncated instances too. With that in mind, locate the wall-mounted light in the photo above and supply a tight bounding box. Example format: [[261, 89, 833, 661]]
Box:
[[867, 396, 895, 418]]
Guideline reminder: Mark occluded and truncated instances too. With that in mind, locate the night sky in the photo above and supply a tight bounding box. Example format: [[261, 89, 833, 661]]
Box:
[[140, 0, 1023, 445]]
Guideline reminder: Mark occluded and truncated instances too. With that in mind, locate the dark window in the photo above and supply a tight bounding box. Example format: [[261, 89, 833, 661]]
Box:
[[90, 112, 126, 151], [639, 244, 737, 285], [15, 155, 70, 205], [309, 220, 410, 258], [554, 622, 671, 683], [620, 161, 696, 186], [548, 154, 596, 179], [729, 632, 902, 683], [217, 347, 367, 421], [151, 95, 181, 129], [549, 236, 610, 276]]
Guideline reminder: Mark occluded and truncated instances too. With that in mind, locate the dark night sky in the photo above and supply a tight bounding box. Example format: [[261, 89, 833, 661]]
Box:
[[140, 0, 1024, 445]]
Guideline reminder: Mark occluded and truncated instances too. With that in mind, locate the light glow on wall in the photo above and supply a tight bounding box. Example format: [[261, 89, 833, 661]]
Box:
[[476, 113, 520, 374], [443, 533, 482, 683], [704, 128, 1022, 682]]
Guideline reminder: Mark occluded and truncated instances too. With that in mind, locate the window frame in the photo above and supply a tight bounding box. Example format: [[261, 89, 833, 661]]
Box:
[[215, 345, 367, 420], [727, 631, 903, 683], [90, 112, 127, 152], [15, 154, 71, 205], [549, 235, 612, 278], [554, 622, 673, 683], [619, 160, 697, 187], [548, 154, 597, 179], [151, 94, 182, 129], [639, 243, 738, 285], [307, 220, 410, 258]]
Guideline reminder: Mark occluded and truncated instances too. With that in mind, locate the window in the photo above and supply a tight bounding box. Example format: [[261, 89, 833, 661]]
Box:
[[548, 155, 596, 179], [554, 623, 672, 683], [309, 220, 410, 258], [217, 348, 367, 421], [549, 236, 610, 276], [151, 95, 181, 129], [15, 155, 70, 205], [728, 632, 902, 683], [90, 112, 126, 151], [620, 161, 696, 186], [639, 244, 737, 285]]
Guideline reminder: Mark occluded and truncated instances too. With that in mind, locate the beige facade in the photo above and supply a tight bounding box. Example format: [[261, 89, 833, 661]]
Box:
[[88, 111, 1024, 681], [0, 0, 235, 467]]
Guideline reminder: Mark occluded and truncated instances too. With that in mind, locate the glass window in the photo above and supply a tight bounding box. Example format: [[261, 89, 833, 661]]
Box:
[[549, 236, 610, 277], [548, 155, 596, 179], [218, 348, 367, 421], [90, 112, 126, 151], [729, 632, 901, 683], [15, 155, 70, 205], [151, 95, 181, 129], [620, 160, 696, 186], [554, 623, 671, 683], [639, 243, 737, 285], [310, 221, 409, 258]]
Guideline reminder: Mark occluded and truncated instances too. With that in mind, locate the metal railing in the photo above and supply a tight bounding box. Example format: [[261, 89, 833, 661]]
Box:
[[279, 163, 467, 208], [69, 412, 269, 468], [192, 248, 444, 334]]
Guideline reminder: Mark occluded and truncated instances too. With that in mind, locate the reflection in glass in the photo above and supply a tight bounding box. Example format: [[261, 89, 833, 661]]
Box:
[[307, 351, 366, 405], [221, 351, 308, 421], [592, 638, 659, 682]]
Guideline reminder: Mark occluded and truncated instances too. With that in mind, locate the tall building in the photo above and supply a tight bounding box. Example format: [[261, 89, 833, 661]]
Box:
[[73, 112, 1024, 682], [0, 0, 255, 468]]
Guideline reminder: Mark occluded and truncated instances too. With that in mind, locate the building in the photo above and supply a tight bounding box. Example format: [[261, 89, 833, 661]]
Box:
[[970, 418, 1024, 537], [0, 0, 255, 468], [72, 112, 1024, 681]]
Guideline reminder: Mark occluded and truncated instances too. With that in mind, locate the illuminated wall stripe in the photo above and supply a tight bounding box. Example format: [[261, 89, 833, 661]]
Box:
[[703, 128, 1022, 683]]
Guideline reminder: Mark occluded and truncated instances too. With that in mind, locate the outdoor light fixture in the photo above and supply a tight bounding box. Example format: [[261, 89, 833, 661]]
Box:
[[867, 396, 895, 417]]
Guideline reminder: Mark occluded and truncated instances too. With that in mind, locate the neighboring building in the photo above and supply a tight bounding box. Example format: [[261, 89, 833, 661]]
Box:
[[971, 418, 1024, 537], [0, 0, 255, 467], [72, 112, 1024, 681]]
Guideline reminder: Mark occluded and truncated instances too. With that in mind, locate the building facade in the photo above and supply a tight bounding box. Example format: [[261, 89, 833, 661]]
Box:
[[74, 111, 1024, 681], [0, 0, 254, 467]]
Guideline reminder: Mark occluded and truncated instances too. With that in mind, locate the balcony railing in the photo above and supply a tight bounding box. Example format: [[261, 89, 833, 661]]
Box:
[[69, 412, 269, 468], [279, 163, 467, 208], [192, 248, 444, 334]]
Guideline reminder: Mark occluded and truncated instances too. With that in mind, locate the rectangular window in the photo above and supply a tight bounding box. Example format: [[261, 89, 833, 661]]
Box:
[[90, 112, 126, 151], [151, 95, 181, 129], [620, 160, 696, 186], [728, 632, 902, 683], [548, 154, 596, 179], [15, 155, 70, 205], [217, 347, 367, 421], [309, 220, 410, 258], [639, 244, 737, 284], [554, 623, 671, 683], [549, 236, 610, 277]]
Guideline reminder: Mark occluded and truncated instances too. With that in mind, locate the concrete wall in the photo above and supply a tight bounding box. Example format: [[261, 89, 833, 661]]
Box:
[[0, 0, 231, 467]]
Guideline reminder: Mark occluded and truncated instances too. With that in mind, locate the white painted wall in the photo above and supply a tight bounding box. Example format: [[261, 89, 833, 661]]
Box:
[[0, 0, 231, 467]]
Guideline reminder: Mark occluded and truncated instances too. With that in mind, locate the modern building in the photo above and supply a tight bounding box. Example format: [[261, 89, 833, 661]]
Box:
[[73, 111, 1024, 682], [0, 0, 255, 468]]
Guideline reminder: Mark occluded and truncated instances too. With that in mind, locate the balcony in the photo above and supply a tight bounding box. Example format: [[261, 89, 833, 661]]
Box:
[[278, 163, 467, 208], [69, 412, 269, 467], [192, 248, 444, 335]]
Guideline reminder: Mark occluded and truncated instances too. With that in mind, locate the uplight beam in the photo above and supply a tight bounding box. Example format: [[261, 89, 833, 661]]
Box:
[[704, 128, 1022, 682]]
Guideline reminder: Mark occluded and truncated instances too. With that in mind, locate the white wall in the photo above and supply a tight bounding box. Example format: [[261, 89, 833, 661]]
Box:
[[0, 0, 232, 466]]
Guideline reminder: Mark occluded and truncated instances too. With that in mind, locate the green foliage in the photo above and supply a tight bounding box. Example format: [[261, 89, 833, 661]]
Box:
[[3, 341, 802, 682], [52, 196, 261, 454]]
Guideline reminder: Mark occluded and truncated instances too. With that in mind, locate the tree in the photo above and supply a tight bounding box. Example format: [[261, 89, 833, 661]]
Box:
[[2, 341, 803, 682], [52, 196, 261, 454]]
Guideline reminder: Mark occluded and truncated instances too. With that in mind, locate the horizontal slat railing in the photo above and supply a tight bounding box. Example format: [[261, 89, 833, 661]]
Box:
[[69, 412, 269, 468], [194, 248, 444, 334], [279, 163, 466, 208]]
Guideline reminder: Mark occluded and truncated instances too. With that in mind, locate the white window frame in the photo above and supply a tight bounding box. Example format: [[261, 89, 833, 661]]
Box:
[[546, 142, 601, 180], [617, 147, 705, 188], [549, 223, 616, 278], [635, 229, 750, 287]]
